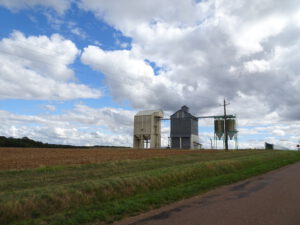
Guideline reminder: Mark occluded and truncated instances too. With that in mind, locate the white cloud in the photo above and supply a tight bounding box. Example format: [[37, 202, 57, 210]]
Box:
[[244, 60, 271, 73], [83, 44, 220, 112], [67, 21, 88, 39], [62, 104, 135, 133], [71, 28, 87, 39], [272, 129, 285, 136], [78, 0, 200, 31], [81, 45, 171, 109], [1, 31, 77, 81], [42, 104, 56, 112], [0, 0, 71, 14], [232, 15, 288, 55], [77, 0, 300, 121], [0, 31, 101, 100], [0, 105, 135, 146]]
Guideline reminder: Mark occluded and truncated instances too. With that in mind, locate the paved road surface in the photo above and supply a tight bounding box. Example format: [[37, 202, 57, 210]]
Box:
[[113, 162, 300, 225]]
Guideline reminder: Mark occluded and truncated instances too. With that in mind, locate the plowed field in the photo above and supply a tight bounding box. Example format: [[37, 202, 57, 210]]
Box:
[[0, 147, 207, 170]]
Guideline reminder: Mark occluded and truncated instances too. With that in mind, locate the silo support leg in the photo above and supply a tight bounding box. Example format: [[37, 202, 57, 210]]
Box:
[[179, 137, 182, 149]]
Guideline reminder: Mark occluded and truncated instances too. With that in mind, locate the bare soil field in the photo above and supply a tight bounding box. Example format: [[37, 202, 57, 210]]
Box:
[[0, 147, 208, 170]]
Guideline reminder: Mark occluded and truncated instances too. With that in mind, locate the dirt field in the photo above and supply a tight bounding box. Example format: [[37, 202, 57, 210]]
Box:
[[0, 147, 208, 170]]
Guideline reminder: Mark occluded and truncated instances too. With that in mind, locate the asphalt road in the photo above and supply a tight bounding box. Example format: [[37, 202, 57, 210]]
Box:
[[113, 162, 300, 225]]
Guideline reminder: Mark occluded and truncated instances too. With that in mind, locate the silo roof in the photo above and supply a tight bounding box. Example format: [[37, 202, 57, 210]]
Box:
[[136, 110, 163, 116], [171, 106, 197, 120]]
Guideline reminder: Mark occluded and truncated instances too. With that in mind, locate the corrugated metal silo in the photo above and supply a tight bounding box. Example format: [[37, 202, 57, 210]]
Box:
[[170, 106, 199, 149]]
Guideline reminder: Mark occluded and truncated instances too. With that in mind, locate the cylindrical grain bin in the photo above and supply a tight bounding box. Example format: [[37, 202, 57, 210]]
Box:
[[214, 119, 224, 140], [226, 119, 236, 140]]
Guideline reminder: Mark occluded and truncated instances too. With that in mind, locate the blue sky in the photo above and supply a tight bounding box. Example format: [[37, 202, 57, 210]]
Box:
[[0, 0, 300, 149]]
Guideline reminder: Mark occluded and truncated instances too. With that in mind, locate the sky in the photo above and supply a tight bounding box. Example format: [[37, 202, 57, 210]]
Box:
[[0, 0, 300, 149]]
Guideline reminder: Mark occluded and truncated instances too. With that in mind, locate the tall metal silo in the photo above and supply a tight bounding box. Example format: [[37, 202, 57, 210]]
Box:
[[214, 119, 224, 140], [226, 119, 236, 140], [170, 106, 199, 149]]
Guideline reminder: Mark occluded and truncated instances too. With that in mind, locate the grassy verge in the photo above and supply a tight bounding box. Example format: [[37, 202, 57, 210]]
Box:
[[0, 150, 299, 225]]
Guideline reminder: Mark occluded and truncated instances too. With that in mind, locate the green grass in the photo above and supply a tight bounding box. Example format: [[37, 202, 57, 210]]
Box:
[[0, 150, 299, 225]]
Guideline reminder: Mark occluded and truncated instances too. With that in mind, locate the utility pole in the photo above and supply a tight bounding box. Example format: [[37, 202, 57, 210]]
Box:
[[223, 99, 230, 151]]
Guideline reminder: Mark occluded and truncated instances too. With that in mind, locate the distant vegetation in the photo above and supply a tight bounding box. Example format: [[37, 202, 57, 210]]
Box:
[[0, 150, 299, 225], [0, 136, 76, 148], [0, 136, 129, 148]]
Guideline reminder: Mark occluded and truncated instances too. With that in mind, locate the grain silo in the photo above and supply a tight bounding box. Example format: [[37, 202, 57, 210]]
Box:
[[226, 119, 236, 140], [133, 110, 163, 149], [170, 106, 199, 149], [213, 116, 238, 149], [214, 119, 224, 140]]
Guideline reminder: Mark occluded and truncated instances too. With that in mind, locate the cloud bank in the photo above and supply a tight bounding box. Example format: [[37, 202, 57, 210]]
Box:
[[0, 31, 101, 100], [79, 0, 300, 122]]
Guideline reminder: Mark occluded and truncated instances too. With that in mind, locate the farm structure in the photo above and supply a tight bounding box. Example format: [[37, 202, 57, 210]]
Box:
[[170, 106, 200, 149], [133, 110, 163, 149], [265, 142, 289, 150], [133, 105, 238, 149]]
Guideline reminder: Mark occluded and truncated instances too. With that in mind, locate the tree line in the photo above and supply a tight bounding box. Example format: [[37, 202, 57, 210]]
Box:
[[0, 136, 129, 148], [0, 136, 76, 148]]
